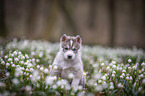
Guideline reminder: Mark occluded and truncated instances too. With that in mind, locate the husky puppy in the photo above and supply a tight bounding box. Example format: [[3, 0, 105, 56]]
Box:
[[50, 34, 84, 90]]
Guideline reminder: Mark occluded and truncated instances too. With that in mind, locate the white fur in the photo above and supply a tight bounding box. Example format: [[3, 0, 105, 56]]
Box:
[[50, 47, 83, 90], [64, 50, 75, 60]]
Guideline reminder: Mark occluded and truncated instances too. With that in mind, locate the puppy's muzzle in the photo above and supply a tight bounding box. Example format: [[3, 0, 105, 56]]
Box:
[[67, 55, 72, 59]]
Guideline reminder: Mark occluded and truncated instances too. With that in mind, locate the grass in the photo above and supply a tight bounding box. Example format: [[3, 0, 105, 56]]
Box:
[[0, 39, 145, 96]]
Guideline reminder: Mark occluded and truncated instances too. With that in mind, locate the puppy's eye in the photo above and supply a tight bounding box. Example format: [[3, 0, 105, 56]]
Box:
[[72, 48, 77, 51], [64, 48, 69, 50]]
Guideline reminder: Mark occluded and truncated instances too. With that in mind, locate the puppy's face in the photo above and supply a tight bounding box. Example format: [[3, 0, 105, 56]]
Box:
[[60, 34, 82, 60]]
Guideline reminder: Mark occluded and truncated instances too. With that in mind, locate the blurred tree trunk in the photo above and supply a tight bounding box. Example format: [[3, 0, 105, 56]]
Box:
[[58, 0, 78, 35], [109, 0, 115, 47], [26, 0, 38, 39], [0, 0, 7, 37], [141, 0, 145, 48], [88, 0, 96, 29]]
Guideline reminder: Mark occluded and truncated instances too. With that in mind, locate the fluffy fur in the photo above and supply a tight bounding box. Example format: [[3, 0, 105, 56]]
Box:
[[50, 34, 84, 90]]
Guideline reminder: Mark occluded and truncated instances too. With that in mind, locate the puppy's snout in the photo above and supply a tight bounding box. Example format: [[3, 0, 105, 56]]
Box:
[[68, 55, 72, 59]]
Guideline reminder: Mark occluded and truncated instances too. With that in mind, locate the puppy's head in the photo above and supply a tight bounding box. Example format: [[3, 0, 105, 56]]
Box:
[[60, 34, 82, 60]]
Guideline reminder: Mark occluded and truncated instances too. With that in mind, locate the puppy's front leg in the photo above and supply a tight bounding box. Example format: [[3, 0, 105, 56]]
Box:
[[71, 78, 80, 90], [71, 70, 83, 90]]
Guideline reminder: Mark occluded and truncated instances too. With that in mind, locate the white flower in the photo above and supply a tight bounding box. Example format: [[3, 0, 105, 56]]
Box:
[[112, 74, 115, 77], [25, 85, 31, 91], [36, 59, 40, 62], [14, 58, 19, 62], [30, 68, 34, 72], [49, 65, 52, 69], [13, 51, 17, 55], [12, 64, 15, 67], [52, 84, 57, 89], [117, 83, 123, 88], [120, 75, 124, 78], [101, 63, 105, 67], [40, 67, 44, 71], [4, 55, 8, 59], [36, 65, 40, 69], [6, 72, 10, 77], [112, 65, 116, 69], [141, 62, 145, 66], [12, 78, 19, 85], [98, 80, 102, 83], [128, 67, 131, 70], [44, 68, 49, 74], [121, 73, 125, 76], [95, 85, 103, 92], [68, 73, 74, 79], [128, 59, 132, 63], [101, 75, 106, 80], [126, 76, 129, 80], [109, 85, 114, 89], [112, 71, 116, 74], [129, 76, 133, 80], [78, 85, 83, 90], [122, 70, 126, 73], [53, 65, 58, 70], [8, 58, 12, 62], [142, 79, 145, 84], [6, 63, 10, 67], [112, 61, 116, 64], [45, 76, 56, 85]]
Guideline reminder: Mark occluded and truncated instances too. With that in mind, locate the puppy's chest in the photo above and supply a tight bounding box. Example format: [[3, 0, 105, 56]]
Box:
[[61, 66, 77, 79]]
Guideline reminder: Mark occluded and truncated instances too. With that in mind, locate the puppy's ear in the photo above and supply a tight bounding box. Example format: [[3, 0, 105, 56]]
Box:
[[60, 34, 67, 42], [76, 35, 82, 44]]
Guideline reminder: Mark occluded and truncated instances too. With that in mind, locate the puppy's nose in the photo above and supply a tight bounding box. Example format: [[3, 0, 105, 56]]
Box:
[[68, 55, 72, 59]]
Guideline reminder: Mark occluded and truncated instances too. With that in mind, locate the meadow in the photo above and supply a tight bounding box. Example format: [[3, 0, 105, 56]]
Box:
[[0, 39, 145, 96]]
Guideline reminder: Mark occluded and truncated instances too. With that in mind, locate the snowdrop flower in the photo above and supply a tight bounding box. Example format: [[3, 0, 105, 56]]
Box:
[[128, 59, 132, 63], [4, 55, 8, 59], [13, 51, 17, 55], [36, 59, 40, 62], [12, 78, 19, 85], [112, 65, 116, 69], [129, 76, 133, 80], [25, 85, 31, 91], [12, 64, 15, 67], [121, 73, 125, 76], [6, 63, 10, 67], [101, 63, 105, 67], [40, 67, 44, 71], [120, 75, 124, 79], [109, 85, 114, 89], [6, 72, 10, 77], [30, 68, 34, 72], [112, 74, 115, 77], [112, 61, 116, 64], [117, 83, 123, 88], [98, 80, 102, 84], [45, 76, 56, 85], [68, 73, 74, 79], [14, 58, 19, 62], [128, 67, 131, 70], [132, 66, 137, 70], [112, 71, 116, 74], [88, 79, 95, 86], [44, 68, 49, 74], [53, 65, 58, 70], [101, 75, 106, 80], [93, 73, 102, 80], [126, 76, 129, 80], [52, 84, 57, 89], [49, 65, 52, 69], [141, 62, 145, 66], [122, 70, 126, 73], [1, 61, 5, 65], [142, 79, 145, 84], [8, 58, 12, 62], [36, 65, 40, 69], [95, 85, 103, 92]]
